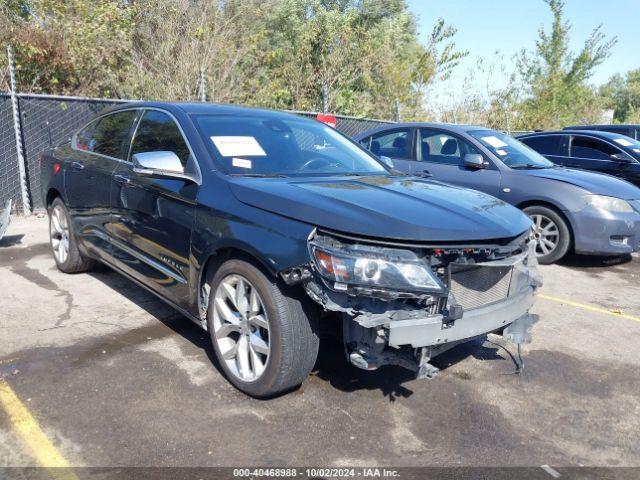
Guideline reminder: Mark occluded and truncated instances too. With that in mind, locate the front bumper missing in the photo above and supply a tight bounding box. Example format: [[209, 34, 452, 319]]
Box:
[[388, 288, 537, 348], [303, 239, 542, 378]]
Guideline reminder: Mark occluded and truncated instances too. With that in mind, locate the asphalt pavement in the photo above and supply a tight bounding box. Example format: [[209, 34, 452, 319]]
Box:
[[1, 216, 639, 470]]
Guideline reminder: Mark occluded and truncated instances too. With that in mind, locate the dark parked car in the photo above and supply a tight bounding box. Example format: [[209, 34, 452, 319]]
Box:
[[355, 123, 640, 264], [563, 124, 640, 140], [518, 130, 640, 187], [41, 103, 541, 397]]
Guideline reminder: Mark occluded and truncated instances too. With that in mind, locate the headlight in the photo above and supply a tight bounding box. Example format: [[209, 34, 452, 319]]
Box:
[[310, 244, 444, 293], [583, 195, 634, 213]]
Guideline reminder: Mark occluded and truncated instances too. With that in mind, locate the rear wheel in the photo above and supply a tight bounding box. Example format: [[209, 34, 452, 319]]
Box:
[[523, 205, 571, 264], [207, 259, 319, 397], [48, 198, 94, 273]]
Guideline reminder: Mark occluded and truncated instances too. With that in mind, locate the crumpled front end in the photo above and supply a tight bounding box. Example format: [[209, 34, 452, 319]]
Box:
[[281, 229, 542, 378]]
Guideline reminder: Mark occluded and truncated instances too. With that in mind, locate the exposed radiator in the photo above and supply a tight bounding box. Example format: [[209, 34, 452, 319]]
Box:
[[449, 264, 513, 310]]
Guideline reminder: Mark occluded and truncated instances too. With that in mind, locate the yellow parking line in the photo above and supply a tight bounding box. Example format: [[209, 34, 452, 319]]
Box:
[[540, 294, 640, 324], [0, 378, 76, 475]]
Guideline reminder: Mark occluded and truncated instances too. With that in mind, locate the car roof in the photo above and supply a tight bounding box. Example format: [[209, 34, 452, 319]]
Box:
[[520, 130, 636, 141], [564, 124, 639, 129], [100, 101, 308, 121], [354, 122, 490, 139]]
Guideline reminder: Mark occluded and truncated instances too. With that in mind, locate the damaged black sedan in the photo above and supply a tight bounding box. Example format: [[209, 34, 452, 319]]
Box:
[[40, 102, 541, 397]]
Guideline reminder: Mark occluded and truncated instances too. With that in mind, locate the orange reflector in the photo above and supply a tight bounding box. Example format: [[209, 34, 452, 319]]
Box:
[[316, 114, 337, 128]]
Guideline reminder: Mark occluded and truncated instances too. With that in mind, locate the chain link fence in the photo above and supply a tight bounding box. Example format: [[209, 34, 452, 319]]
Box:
[[0, 95, 21, 212], [0, 93, 393, 213]]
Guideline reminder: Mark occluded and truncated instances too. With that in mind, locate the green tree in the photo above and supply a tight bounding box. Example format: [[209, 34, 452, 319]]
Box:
[[600, 69, 640, 123], [0, 0, 137, 96], [515, 0, 617, 129]]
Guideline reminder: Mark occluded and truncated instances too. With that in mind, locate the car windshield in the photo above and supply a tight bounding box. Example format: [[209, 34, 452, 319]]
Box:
[[468, 129, 554, 169], [194, 114, 388, 177]]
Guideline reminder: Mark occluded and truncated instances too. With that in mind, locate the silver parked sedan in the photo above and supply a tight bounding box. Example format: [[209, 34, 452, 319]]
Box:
[[355, 123, 640, 264]]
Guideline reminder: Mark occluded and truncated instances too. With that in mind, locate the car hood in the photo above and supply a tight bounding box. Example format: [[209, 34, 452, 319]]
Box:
[[522, 167, 640, 199], [228, 175, 531, 242]]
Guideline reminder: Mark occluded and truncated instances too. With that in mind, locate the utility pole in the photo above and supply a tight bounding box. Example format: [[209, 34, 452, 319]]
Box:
[[393, 99, 401, 122], [321, 85, 328, 113], [199, 66, 206, 102], [7, 46, 30, 216]]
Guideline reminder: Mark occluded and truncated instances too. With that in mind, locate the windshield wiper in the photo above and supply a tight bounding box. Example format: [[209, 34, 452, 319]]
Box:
[[510, 164, 548, 170], [230, 173, 288, 178]]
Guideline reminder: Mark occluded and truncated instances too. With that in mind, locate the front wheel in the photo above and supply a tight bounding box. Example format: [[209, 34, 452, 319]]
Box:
[[523, 205, 571, 264], [207, 259, 319, 397], [48, 198, 94, 273]]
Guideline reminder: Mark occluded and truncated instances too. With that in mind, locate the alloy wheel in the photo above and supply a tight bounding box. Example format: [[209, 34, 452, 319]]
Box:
[[212, 274, 270, 382], [529, 213, 559, 257], [50, 205, 70, 264]]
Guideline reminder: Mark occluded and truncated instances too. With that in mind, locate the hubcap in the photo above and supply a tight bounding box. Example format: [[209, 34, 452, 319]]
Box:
[[212, 274, 270, 382], [529, 214, 559, 257], [50, 205, 70, 264]]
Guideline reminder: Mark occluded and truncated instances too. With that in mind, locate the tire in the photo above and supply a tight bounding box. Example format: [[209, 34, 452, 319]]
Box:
[[207, 259, 319, 398], [523, 205, 571, 265], [48, 198, 94, 273]]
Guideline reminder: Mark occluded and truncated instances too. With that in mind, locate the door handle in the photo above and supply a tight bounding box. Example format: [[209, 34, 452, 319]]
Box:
[[114, 174, 131, 184], [70, 161, 85, 171]]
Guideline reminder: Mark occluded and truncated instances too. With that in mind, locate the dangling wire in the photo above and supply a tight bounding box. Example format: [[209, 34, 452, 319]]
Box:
[[516, 343, 524, 373], [486, 338, 523, 375]]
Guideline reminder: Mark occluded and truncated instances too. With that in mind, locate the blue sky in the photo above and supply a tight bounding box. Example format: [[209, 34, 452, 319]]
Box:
[[407, 0, 640, 105]]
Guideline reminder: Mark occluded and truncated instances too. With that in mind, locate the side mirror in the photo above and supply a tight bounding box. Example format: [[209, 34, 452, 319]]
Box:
[[610, 153, 633, 163], [132, 151, 184, 174], [463, 153, 486, 169], [379, 155, 394, 169]]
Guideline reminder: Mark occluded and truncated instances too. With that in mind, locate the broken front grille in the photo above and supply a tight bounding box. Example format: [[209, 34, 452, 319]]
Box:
[[449, 265, 513, 310]]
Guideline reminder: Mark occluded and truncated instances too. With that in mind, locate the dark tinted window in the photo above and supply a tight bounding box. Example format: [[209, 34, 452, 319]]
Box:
[[359, 136, 371, 149], [570, 136, 618, 160], [130, 110, 190, 166], [418, 129, 480, 165], [75, 120, 98, 151], [91, 111, 137, 159], [520, 135, 563, 155], [369, 129, 411, 159]]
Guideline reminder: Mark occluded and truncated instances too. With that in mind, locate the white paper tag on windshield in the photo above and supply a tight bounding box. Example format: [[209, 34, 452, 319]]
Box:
[[482, 136, 508, 148], [232, 158, 252, 169], [496, 149, 508, 156], [634, 148, 640, 153], [211, 136, 266, 157], [614, 138, 633, 147]]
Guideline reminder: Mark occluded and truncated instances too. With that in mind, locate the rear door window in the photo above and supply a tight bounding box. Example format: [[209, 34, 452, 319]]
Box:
[[130, 110, 191, 167], [570, 136, 618, 160], [369, 129, 411, 159], [520, 135, 563, 156], [91, 111, 138, 159]]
